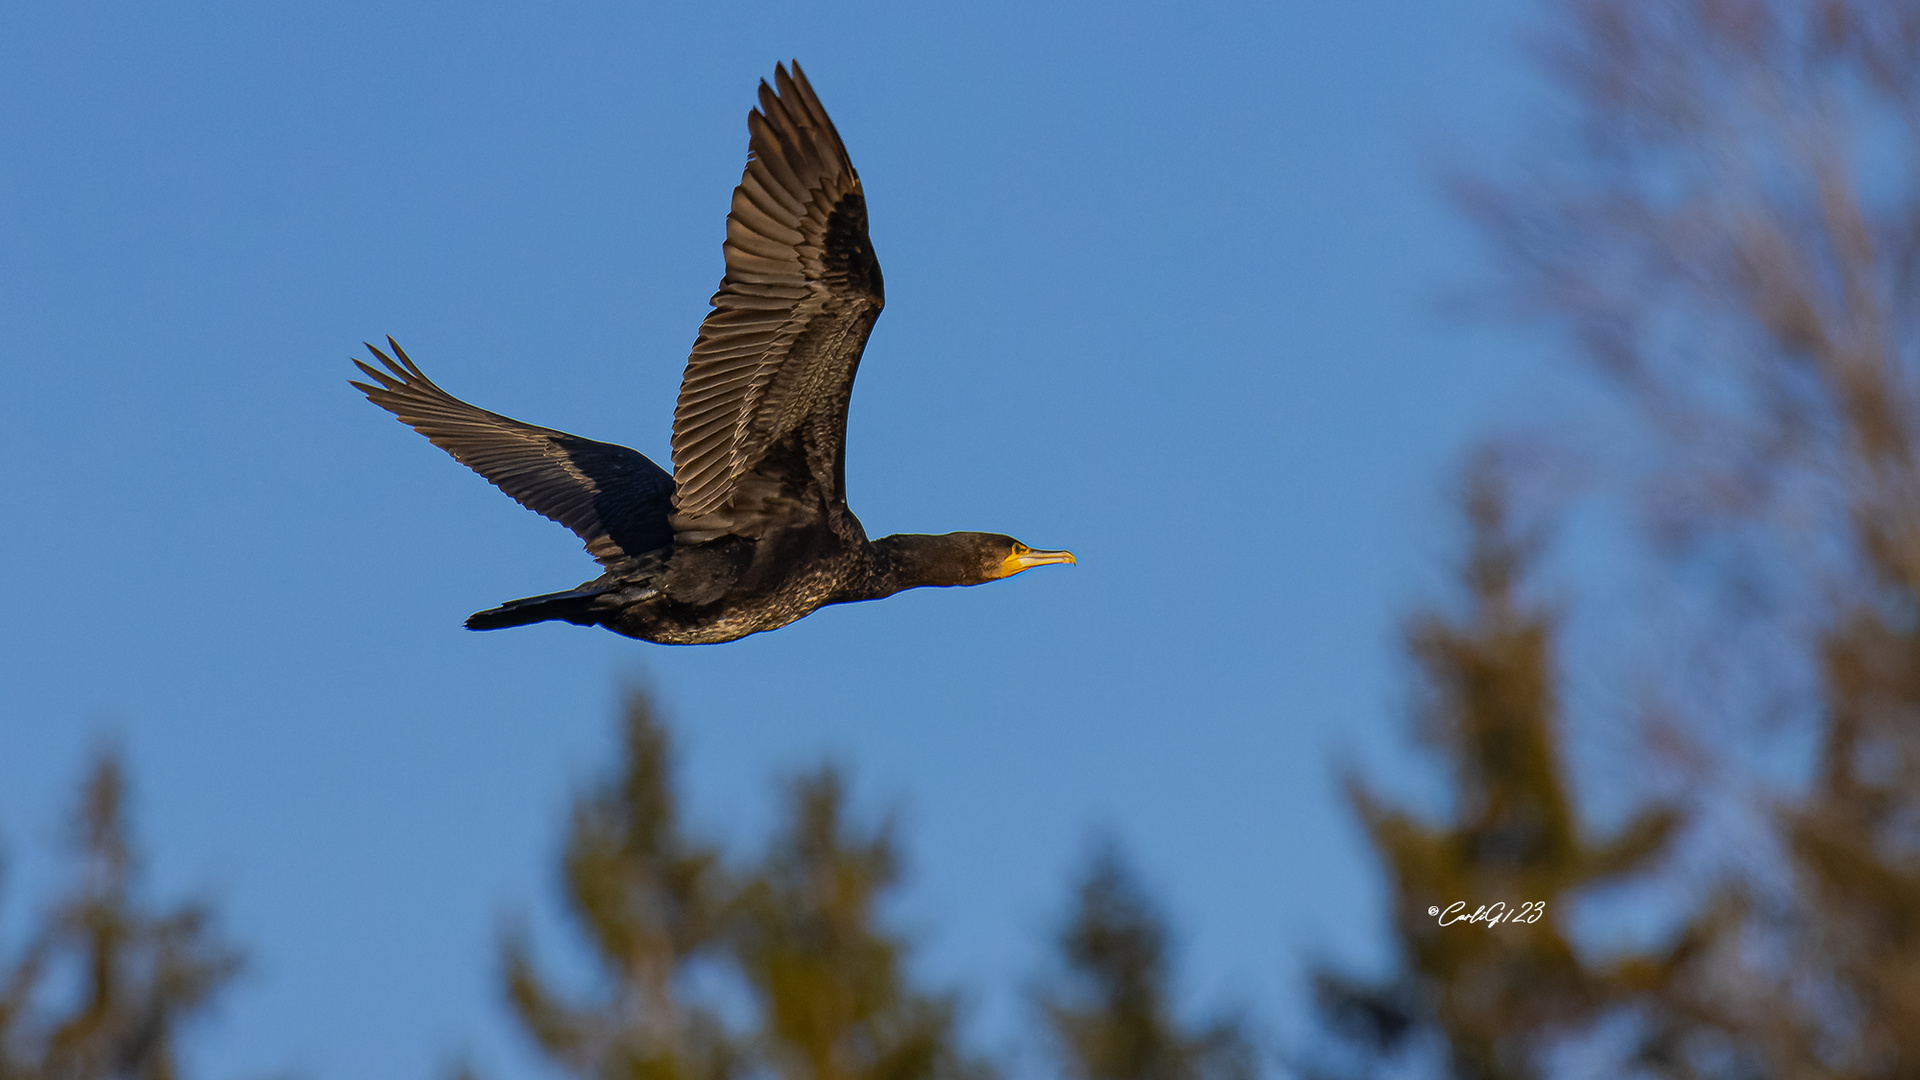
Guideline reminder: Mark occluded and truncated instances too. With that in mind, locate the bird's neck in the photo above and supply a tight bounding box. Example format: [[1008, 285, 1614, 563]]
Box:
[[839, 534, 985, 603]]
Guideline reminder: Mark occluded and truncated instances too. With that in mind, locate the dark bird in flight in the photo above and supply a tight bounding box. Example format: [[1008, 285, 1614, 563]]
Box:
[[353, 62, 1074, 645]]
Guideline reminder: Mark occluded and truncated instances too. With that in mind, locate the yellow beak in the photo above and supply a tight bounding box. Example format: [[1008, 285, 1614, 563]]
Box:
[[1000, 546, 1077, 578]]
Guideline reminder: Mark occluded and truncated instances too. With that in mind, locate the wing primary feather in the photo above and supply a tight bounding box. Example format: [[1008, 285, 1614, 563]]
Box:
[[778, 64, 847, 172], [747, 115, 812, 206]]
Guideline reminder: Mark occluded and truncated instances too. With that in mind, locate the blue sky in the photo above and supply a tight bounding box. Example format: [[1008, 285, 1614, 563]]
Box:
[[1, 1, 1551, 1075]]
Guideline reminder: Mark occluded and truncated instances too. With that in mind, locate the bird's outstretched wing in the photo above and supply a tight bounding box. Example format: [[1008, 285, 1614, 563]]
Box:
[[352, 340, 675, 566], [670, 61, 885, 543]]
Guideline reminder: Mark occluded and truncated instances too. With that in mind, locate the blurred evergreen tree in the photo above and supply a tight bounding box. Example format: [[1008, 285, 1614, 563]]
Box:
[[502, 692, 739, 1080], [0, 750, 242, 1080], [503, 693, 984, 1080], [1736, 520, 1920, 1076], [1449, 0, 1920, 1074], [733, 769, 986, 1080], [1039, 844, 1252, 1080], [1767, 591, 1920, 1075], [1313, 462, 1685, 1080]]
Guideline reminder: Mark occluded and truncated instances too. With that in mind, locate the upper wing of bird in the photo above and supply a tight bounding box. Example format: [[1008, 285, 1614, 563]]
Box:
[[352, 340, 675, 567], [670, 61, 885, 542]]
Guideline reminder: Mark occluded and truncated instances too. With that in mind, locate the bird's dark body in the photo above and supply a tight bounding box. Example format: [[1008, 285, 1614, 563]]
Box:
[[352, 63, 1071, 644], [613, 541, 867, 645], [486, 549, 866, 646], [598, 503, 876, 646]]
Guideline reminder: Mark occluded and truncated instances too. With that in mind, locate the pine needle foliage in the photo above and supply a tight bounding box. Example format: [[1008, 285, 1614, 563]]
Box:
[[0, 751, 241, 1080], [734, 770, 984, 1080], [503, 692, 738, 1080], [1040, 845, 1253, 1080], [1779, 599, 1920, 1073], [503, 694, 984, 1080], [1315, 463, 1683, 1080]]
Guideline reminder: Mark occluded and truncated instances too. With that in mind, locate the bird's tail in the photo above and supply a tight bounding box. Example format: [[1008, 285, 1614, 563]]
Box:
[[466, 585, 610, 631]]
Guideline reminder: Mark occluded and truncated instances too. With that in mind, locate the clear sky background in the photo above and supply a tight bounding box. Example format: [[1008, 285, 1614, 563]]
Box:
[[1, 2, 1555, 1076]]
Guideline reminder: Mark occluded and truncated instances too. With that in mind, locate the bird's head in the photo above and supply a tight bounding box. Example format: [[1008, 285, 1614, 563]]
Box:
[[979, 534, 1079, 582], [870, 532, 1076, 591]]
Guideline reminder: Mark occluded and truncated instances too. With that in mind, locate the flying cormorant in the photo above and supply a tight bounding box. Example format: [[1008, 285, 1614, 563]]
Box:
[[353, 62, 1074, 645]]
